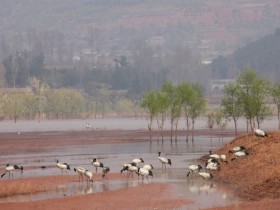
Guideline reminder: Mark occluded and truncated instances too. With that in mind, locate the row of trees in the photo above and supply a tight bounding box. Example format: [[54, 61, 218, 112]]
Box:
[[141, 81, 206, 142], [1, 70, 280, 142], [221, 69, 280, 135], [140, 70, 280, 142], [0, 78, 137, 122]]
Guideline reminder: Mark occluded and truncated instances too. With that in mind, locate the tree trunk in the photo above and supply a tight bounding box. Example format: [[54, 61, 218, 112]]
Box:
[[191, 119, 195, 141], [156, 120, 160, 142], [175, 120, 178, 143], [160, 115, 164, 143], [249, 118, 254, 132], [14, 114, 17, 123], [170, 120, 173, 143], [234, 119, 238, 136], [160, 126, 164, 144], [38, 110, 41, 123], [186, 116, 189, 142], [148, 123, 152, 142]]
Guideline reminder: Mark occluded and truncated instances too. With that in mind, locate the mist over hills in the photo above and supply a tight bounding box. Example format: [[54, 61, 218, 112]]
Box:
[[1, 0, 280, 95], [2, 0, 280, 58], [211, 28, 280, 82]]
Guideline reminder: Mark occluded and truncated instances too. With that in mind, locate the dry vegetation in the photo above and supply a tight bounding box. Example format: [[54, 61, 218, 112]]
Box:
[[0, 175, 75, 198], [200, 131, 280, 201], [0, 179, 49, 197], [0, 175, 191, 210]]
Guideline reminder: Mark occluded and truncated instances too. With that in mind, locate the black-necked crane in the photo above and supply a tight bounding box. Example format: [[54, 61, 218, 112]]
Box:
[[136, 167, 153, 182], [84, 170, 93, 183], [198, 171, 213, 180], [231, 150, 249, 161], [209, 151, 228, 163], [228, 146, 247, 154], [209, 150, 221, 160], [56, 160, 70, 174], [254, 128, 268, 137], [74, 167, 86, 182], [91, 158, 104, 173], [187, 164, 203, 177], [102, 166, 110, 179], [132, 158, 144, 166], [158, 152, 172, 169], [121, 162, 138, 177], [143, 164, 153, 171], [206, 161, 220, 171], [86, 122, 92, 129], [121, 162, 135, 175], [1, 164, 23, 179], [207, 158, 220, 164], [220, 154, 228, 163]]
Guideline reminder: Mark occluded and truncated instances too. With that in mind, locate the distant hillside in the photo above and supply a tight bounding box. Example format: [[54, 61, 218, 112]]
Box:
[[1, 0, 280, 93], [211, 28, 280, 82], [1, 0, 280, 62]]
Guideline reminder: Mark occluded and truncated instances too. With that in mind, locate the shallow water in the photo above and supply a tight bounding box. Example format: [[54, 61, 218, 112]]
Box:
[[0, 116, 278, 132], [0, 135, 238, 209], [1, 117, 277, 208]]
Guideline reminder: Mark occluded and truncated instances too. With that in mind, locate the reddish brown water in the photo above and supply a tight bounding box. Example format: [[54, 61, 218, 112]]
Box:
[[0, 134, 236, 209], [3, 117, 277, 209]]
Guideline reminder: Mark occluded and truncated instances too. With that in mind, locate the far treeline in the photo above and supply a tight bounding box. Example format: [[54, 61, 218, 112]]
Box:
[[141, 69, 280, 142], [0, 70, 280, 140]]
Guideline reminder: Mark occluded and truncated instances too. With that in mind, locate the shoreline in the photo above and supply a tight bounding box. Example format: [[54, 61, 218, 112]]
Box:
[[1, 127, 280, 209], [0, 116, 278, 133], [0, 174, 191, 210]]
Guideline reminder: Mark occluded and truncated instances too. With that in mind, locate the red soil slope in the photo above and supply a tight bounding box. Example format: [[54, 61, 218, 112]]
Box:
[[201, 131, 280, 201]]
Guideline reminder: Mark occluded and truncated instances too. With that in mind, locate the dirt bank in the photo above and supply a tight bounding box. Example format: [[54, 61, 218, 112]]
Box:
[[203, 130, 280, 210]]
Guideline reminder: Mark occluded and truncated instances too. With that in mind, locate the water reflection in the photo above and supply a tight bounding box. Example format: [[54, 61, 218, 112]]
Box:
[[179, 177, 235, 209], [0, 136, 237, 209], [188, 180, 217, 195], [75, 182, 93, 194]]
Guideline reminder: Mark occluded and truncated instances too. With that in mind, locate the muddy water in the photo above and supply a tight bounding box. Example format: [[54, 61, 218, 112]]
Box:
[[0, 135, 238, 209], [1, 116, 279, 133]]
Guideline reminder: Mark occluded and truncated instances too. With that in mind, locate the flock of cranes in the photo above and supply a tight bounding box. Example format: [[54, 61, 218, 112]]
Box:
[[187, 145, 249, 180], [0, 152, 173, 183], [119, 153, 171, 182], [1, 127, 268, 186], [56, 158, 110, 183], [187, 127, 268, 180]]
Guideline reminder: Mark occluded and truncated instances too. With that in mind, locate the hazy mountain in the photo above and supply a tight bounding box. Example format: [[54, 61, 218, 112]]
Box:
[[211, 28, 280, 82], [1, 0, 280, 95], [1, 0, 280, 62]]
